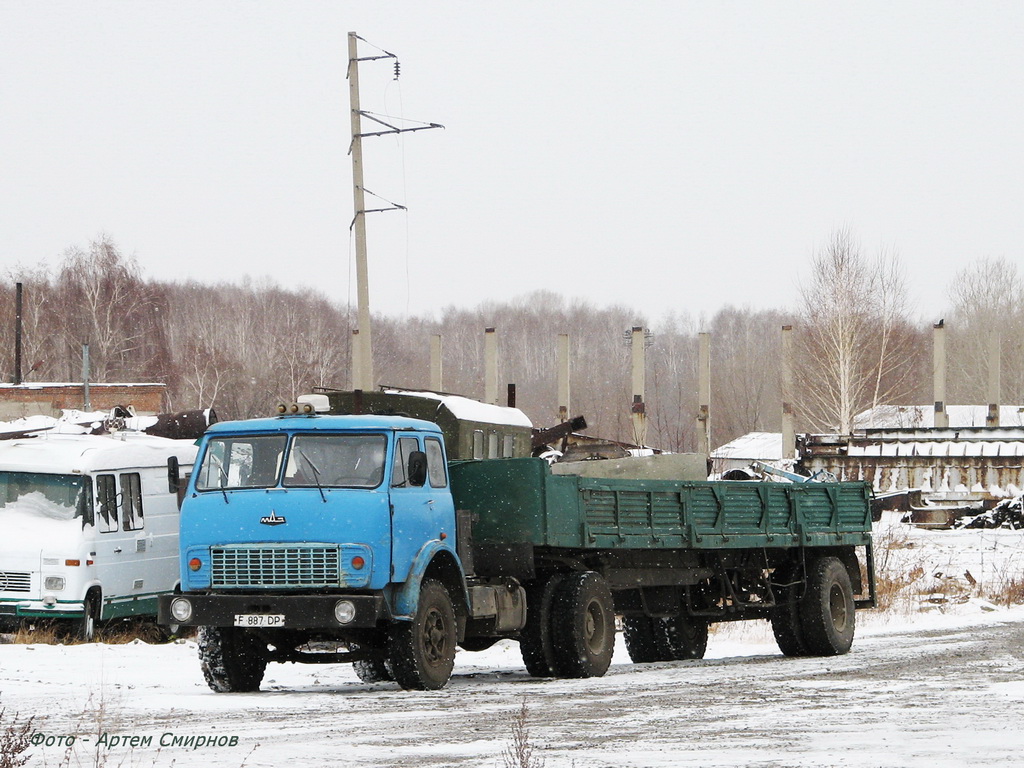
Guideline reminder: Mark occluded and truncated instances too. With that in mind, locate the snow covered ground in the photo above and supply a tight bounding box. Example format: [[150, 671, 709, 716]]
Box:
[[3, 517, 1024, 768]]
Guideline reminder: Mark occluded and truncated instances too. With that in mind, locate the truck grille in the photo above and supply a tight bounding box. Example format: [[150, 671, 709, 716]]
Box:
[[0, 571, 31, 593], [211, 546, 341, 589]]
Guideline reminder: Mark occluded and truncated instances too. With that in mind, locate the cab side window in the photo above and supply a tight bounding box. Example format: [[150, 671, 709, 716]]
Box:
[[391, 437, 419, 488], [96, 474, 118, 533], [425, 437, 447, 488], [121, 473, 144, 531]]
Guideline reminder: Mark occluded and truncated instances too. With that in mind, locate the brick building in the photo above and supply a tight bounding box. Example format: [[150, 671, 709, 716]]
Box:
[[0, 382, 166, 420]]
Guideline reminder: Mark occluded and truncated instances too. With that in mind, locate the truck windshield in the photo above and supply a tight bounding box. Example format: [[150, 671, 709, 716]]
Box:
[[196, 435, 288, 490], [0, 471, 93, 523], [283, 434, 387, 489]]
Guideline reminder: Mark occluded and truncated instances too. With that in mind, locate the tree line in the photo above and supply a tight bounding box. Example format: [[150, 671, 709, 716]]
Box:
[[1, 232, 1022, 451]]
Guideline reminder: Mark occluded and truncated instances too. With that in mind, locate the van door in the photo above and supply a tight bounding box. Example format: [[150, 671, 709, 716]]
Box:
[[389, 435, 456, 583], [90, 473, 138, 615]]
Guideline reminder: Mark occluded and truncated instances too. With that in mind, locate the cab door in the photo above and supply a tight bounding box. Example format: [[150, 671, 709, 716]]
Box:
[[388, 435, 455, 583]]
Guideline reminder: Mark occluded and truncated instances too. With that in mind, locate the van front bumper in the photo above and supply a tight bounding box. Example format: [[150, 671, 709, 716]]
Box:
[[158, 593, 387, 629], [0, 598, 85, 623]]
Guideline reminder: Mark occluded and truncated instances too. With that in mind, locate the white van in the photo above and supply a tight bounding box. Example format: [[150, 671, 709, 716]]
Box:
[[0, 432, 197, 639]]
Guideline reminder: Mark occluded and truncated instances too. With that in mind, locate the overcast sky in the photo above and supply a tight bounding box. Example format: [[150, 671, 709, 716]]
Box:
[[2, 2, 1022, 326]]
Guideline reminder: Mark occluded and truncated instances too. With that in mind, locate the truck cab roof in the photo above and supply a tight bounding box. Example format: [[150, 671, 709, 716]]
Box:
[[205, 414, 443, 436]]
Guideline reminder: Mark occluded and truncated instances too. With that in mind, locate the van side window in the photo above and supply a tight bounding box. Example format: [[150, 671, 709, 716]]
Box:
[[391, 437, 419, 488], [425, 438, 447, 488], [96, 474, 118, 533], [120, 473, 144, 531]]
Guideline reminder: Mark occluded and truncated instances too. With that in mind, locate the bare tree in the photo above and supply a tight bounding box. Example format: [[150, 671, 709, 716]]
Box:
[[796, 228, 917, 433]]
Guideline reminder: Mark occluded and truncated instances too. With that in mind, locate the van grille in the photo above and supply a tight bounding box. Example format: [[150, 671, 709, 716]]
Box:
[[211, 546, 341, 589], [0, 571, 31, 593]]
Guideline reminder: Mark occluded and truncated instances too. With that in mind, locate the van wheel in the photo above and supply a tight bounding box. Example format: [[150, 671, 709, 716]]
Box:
[[198, 626, 268, 692], [76, 594, 100, 642], [387, 580, 456, 690], [550, 572, 615, 678]]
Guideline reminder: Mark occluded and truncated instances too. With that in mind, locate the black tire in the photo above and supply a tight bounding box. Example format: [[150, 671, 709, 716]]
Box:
[[623, 616, 664, 663], [197, 626, 268, 692], [520, 574, 565, 677], [387, 579, 457, 690], [550, 572, 615, 679], [770, 562, 809, 657], [653, 615, 708, 660], [799, 556, 856, 656], [352, 654, 394, 684], [76, 593, 100, 642]]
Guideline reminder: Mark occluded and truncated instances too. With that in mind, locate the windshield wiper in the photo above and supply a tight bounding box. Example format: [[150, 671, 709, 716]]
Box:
[[297, 450, 328, 503]]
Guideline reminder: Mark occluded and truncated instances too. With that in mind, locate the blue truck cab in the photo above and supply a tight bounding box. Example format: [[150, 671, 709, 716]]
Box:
[[159, 409, 522, 691]]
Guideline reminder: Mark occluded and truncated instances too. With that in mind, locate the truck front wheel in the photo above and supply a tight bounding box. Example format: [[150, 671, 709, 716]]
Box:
[[799, 556, 856, 656], [388, 579, 457, 690], [197, 626, 268, 692], [551, 571, 615, 678]]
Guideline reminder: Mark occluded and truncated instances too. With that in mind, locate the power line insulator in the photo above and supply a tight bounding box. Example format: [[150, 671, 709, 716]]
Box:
[[393, 61, 401, 80]]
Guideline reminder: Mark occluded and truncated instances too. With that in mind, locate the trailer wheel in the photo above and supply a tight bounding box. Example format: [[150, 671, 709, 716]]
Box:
[[550, 572, 615, 678], [388, 579, 457, 690], [770, 562, 809, 657], [623, 616, 663, 663], [197, 626, 268, 692], [654, 615, 708, 660], [799, 556, 856, 656], [520, 574, 565, 677]]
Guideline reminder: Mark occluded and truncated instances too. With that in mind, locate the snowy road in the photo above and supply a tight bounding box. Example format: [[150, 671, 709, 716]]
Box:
[[5, 609, 1024, 768]]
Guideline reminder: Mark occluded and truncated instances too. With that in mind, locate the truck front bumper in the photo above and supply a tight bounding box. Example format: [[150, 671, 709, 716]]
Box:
[[157, 593, 387, 630]]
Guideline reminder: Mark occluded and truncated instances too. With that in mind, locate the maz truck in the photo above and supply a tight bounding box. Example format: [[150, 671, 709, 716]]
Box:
[[160, 390, 876, 691]]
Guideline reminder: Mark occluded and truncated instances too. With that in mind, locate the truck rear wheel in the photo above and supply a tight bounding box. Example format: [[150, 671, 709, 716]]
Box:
[[520, 574, 564, 677], [770, 562, 809, 657], [388, 579, 457, 690], [654, 615, 708, 660], [623, 616, 663, 663], [799, 556, 856, 656], [550, 572, 615, 679], [198, 626, 268, 692]]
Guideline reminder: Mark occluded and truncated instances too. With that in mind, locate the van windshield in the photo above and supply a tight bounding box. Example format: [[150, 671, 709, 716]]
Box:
[[0, 472, 93, 522]]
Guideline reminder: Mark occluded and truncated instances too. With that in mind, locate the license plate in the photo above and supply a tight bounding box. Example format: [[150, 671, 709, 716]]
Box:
[[233, 614, 285, 628]]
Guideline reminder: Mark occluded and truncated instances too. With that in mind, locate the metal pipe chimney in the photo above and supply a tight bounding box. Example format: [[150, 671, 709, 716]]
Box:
[[484, 327, 498, 405], [629, 326, 647, 447], [933, 321, 948, 428], [557, 333, 570, 423], [430, 334, 443, 392], [781, 325, 795, 458], [987, 331, 1001, 427], [14, 283, 23, 385], [696, 332, 710, 455]]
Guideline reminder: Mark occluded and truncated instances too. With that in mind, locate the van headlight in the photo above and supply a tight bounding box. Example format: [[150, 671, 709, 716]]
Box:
[[169, 598, 193, 622], [44, 576, 65, 591]]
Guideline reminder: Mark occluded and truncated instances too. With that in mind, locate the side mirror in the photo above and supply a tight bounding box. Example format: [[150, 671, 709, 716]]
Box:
[[407, 451, 428, 487], [167, 456, 181, 493]]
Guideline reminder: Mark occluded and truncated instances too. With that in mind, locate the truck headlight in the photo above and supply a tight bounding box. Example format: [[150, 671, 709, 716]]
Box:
[[169, 598, 193, 622], [44, 576, 65, 591], [334, 600, 356, 624]]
